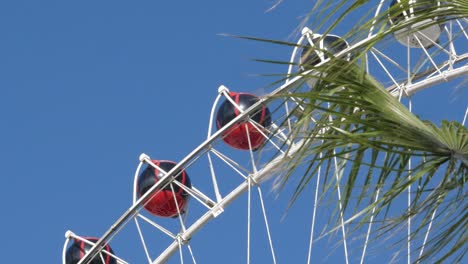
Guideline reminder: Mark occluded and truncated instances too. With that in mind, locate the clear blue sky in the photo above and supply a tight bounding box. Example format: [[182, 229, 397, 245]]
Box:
[[0, 1, 309, 263], [0, 1, 466, 263]]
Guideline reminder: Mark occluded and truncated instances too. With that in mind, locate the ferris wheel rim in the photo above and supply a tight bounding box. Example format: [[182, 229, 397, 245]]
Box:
[[65, 2, 467, 263], [71, 54, 467, 264], [70, 50, 468, 264], [71, 77, 306, 264]]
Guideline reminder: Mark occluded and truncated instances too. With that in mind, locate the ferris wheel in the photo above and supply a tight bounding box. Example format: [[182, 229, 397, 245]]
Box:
[[62, 1, 467, 263]]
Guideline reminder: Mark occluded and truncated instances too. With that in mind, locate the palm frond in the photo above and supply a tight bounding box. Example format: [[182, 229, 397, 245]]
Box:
[[227, 0, 467, 262], [268, 1, 468, 262]]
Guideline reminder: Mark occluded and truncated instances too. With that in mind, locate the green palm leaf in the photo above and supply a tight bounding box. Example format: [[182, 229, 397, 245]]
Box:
[[257, 0, 468, 262]]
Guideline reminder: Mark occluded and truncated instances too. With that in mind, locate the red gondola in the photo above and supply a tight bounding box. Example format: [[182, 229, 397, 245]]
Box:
[[137, 160, 191, 218], [216, 92, 271, 150], [65, 237, 116, 264]]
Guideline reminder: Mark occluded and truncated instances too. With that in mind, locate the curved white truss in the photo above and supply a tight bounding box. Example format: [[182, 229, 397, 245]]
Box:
[[63, 2, 467, 263]]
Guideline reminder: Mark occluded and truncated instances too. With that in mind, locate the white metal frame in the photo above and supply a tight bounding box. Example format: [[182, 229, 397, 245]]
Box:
[[63, 1, 467, 263]]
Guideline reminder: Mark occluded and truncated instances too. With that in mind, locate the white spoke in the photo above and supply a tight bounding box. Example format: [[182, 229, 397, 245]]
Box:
[[307, 152, 323, 264], [333, 154, 349, 264], [247, 177, 252, 264], [370, 50, 402, 90], [207, 152, 223, 202], [137, 214, 176, 239], [187, 244, 197, 264], [257, 187, 277, 264], [407, 99, 413, 264], [417, 208, 437, 263], [177, 236, 184, 264], [134, 218, 153, 264], [210, 148, 250, 179], [456, 19, 468, 39], [360, 188, 381, 264], [463, 107, 468, 126], [372, 47, 408, 73], [414, 36, 443, 76]]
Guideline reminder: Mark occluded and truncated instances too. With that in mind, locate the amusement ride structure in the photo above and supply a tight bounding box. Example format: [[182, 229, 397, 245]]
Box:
[[63, 1, 467, 263]]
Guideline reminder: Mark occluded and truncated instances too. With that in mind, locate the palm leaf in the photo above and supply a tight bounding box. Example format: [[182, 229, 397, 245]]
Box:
[[227, 0, 467, 261], [263, 1, 468, 262]]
